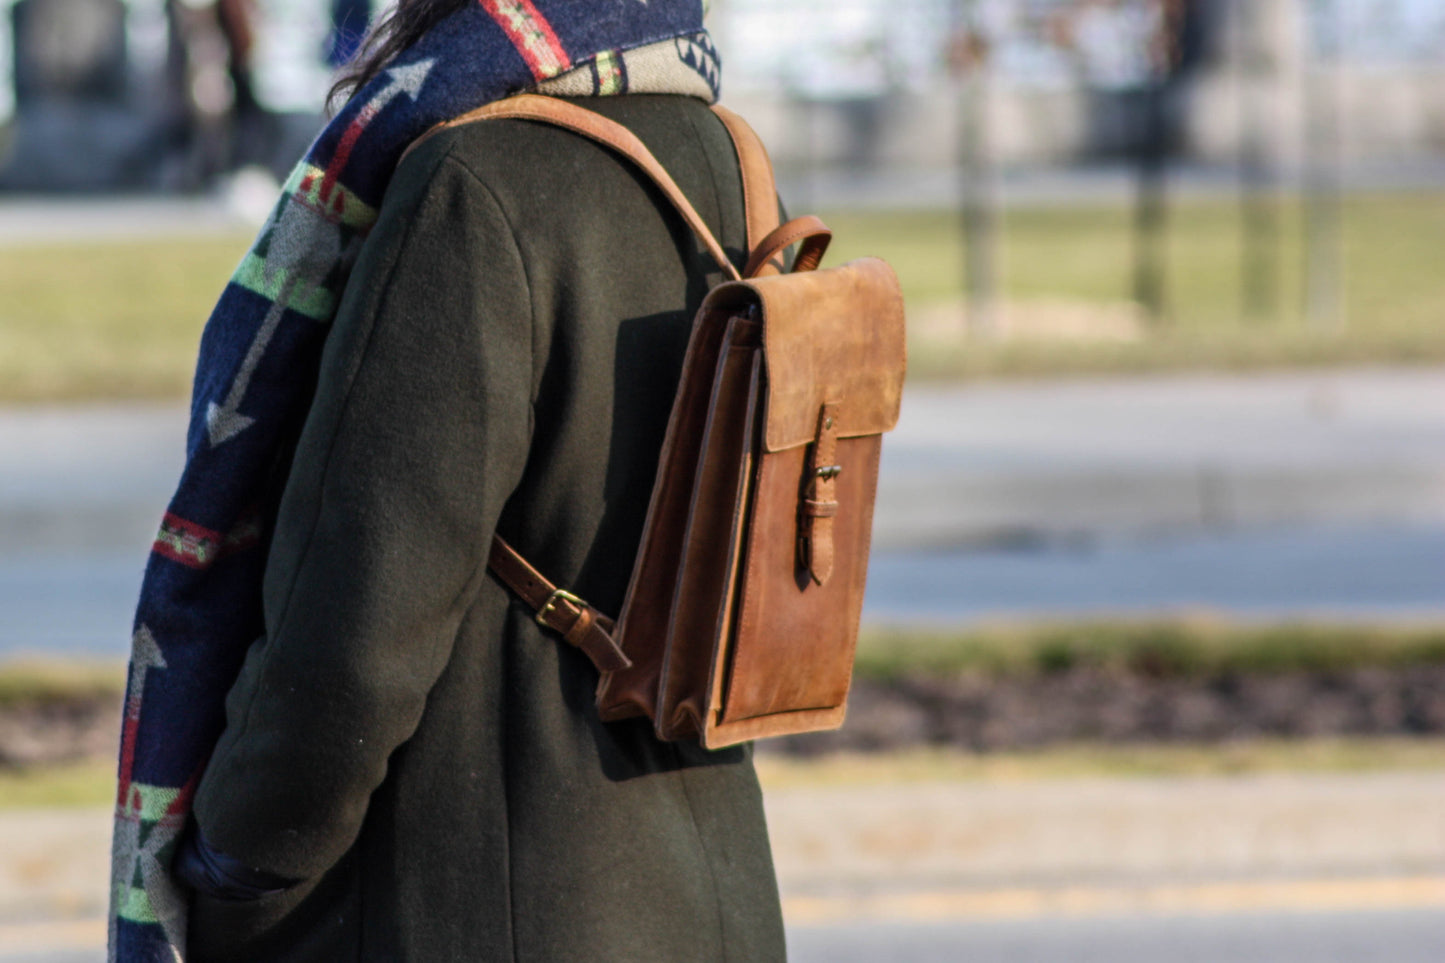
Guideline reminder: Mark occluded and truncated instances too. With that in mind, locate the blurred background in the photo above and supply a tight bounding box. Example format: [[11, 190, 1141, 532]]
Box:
[[0, 1, 1442, 961]]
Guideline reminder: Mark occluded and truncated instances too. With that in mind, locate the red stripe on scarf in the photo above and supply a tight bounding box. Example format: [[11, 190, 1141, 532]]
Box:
[[153, 510, 262, 569], [319, 103, 379, 213], [479, 0, 572, 81]]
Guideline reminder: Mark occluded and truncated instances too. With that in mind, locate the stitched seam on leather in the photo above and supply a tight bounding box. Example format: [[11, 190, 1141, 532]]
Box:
[[731, 453, 771, 708]]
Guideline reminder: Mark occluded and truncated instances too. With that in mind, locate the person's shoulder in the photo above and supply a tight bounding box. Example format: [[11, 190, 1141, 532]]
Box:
[[394, 95, 725, 192]]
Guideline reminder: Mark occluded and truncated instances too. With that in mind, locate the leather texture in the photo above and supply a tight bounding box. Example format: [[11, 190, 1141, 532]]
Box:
[[418, 96, 906, 749], [486, 536, 630, 673], [752, 258, 907, 453], [743, 216, 831, 279]]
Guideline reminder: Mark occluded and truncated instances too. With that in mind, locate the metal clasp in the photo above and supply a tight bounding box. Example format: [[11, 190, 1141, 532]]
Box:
[[536, 588, 586, 627], [815, 465, 843, 480]]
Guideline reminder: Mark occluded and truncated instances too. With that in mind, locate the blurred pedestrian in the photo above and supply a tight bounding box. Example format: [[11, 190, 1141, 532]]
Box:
[[213, 0, 268, 163]]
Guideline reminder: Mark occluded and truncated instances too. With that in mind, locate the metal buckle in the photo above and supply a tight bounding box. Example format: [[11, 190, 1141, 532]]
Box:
[[815, 465, 843, 480], [536, 588, 586, 628]]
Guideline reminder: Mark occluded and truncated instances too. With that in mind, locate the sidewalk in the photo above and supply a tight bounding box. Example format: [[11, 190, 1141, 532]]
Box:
[[3, 768, 1443, 956]]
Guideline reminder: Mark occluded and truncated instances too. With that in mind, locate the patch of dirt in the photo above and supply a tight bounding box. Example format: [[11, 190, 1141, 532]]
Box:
[[0, 696, 122, 768], [3, 666, 1444, 766], [772, 666, 1445, 755]]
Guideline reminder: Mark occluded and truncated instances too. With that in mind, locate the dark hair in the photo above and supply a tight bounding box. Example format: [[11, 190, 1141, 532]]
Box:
[[328, 0, 470, 111]]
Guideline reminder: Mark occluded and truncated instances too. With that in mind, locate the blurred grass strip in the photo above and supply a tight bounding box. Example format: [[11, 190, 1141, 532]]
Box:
[[4, 740, 1441, 809], [3, 621, 1444, 702], [0, 234, 252, 402], [754, 737, 1445, 788], [0, 660, 125, 707], [3, 193, 1444, 401], [855, 621, 1445, 681], [5, 737, 1439, 803], [0, 759, 115, 808], [824, 193, 1445, 328], [824, 191, 1445, 377]]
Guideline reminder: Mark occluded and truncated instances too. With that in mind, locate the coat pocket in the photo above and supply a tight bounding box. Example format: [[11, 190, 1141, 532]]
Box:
[[187, 851, 359, 963]]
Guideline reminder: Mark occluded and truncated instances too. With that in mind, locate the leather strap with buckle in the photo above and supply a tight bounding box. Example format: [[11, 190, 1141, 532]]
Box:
[[487, 536, 632, 673], [800, 403, 841, 586]]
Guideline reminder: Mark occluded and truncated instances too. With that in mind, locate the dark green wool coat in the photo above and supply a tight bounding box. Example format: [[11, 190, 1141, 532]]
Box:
[[187, 95, 786, 963]]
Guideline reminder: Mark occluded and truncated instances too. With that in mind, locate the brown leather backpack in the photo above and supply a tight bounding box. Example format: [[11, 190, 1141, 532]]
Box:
[[413, 95, 906, 748]]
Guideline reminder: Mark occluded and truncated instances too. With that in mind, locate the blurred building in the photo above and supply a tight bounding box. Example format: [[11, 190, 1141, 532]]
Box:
[[715, 0, 1445, 173], [0, 0, 341, 190], [2, 0, 1442, 190]]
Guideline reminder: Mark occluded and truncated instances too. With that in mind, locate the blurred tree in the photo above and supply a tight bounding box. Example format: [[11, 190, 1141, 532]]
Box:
[[1303, 0, 1345, 333], [950, 1, 1001, 338], [1233, 0, 1281, 325]]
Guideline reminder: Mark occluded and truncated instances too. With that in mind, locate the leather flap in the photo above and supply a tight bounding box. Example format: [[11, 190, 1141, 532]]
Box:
[[740, 257, 906, 452]]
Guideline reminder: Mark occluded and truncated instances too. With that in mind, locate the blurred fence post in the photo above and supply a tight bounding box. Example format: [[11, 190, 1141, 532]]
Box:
[[1235, 0, 1280, 324], [1302, 0, 1345, 333], [953, 0, 1000, 339], [1133, 76, 1169, 326]]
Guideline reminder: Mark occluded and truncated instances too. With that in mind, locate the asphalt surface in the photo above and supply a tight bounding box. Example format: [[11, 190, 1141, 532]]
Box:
[[3, 367, 1443, 655], [6, 370, 1442, 555], [6, 910, 1444, 963], [876, 369, 1445, 549], [787, 909, 1445, 963]]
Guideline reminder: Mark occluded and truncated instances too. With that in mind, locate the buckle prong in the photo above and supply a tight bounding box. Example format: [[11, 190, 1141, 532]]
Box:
[[536, 588, 586, 627]]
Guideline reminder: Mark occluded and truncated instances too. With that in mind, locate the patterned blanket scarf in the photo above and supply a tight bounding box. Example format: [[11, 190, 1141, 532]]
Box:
[[111, 3, 719, 959]]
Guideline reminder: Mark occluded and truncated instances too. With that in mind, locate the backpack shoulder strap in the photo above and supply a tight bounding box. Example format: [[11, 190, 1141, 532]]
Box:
[[401, 94, 741, 282], [709, 104, 782, 270]]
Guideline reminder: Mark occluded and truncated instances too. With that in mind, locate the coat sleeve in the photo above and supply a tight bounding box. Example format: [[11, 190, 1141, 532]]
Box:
[[191, 145, 533, 882]]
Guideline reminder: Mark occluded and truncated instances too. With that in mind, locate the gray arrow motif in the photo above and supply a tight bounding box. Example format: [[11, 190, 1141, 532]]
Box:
[[127, 627, 165, 694], [138, 812, 190, 957], [127, 624, 167, 708], [205, 58, 435, 448], [206, 199, 343, 446], [377, 58, 436, 108], [110, 625, 178, 961], [110, 791, 188, 961]]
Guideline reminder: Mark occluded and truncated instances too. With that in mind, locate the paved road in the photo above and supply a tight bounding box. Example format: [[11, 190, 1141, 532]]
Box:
[[6, 910, 1444, 963], [877, 368, 1445, 548], [2, 368, 1443, 655], [787, 908, 1445, 963], [7, 369, 1441, 554]]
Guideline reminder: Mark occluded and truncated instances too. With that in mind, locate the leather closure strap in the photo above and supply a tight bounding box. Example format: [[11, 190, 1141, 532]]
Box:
[[487, 536, 632, 673], [403, 94, 741, 282], [800, 404, 842, 586]]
